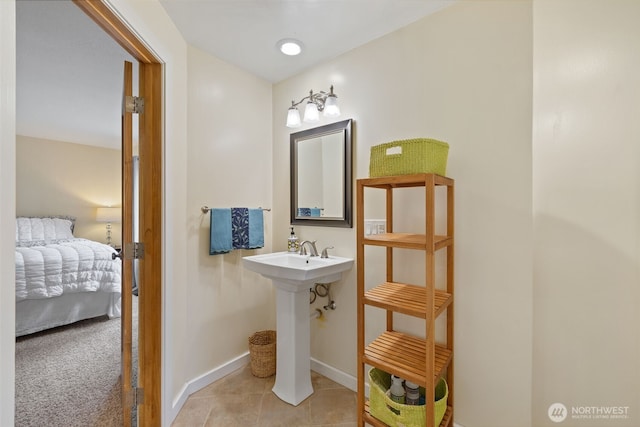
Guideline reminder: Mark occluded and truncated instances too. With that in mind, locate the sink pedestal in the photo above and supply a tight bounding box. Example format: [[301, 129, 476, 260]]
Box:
[[271, 284, 313, 406], [241, 252, 354, 406]]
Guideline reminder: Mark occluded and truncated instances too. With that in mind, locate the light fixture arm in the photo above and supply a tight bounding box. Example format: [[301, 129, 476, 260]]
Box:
[[289, 85, 335, 111]]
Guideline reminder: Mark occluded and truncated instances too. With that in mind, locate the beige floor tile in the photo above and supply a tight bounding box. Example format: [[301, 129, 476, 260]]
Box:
[[171, 395, 215, 427], [311, 371, 345, 390], [258, 392, 312, 426], [194, 365, 274, 398], [203, 392, 264, 426], [172, 366, 358, 427], [309, 388, 358, 425]]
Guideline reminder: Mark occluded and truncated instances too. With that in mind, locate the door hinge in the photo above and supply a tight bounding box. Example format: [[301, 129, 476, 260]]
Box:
[[127, 387, 144, 407], [124, 242, 145, 260], [125, 96, 144, 114]]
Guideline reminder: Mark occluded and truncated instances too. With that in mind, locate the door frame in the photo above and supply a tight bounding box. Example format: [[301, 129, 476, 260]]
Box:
[[72, 1, 163, 425]]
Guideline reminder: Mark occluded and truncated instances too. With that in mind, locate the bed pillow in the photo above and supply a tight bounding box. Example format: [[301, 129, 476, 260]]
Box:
[[16, 216, 76, 242]]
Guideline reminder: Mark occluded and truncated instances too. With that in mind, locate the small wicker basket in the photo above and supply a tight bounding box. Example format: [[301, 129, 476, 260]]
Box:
[[248, 330, 276, 377], [369, 138, 449, 177], [368, 368, 448, 427]]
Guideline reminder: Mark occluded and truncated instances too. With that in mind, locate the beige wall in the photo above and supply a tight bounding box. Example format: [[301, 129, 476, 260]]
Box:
[[532, 0, 640, 426], [274, 2, 533, 426], [16, 135, 122, 246], [184, 45, 276, 381]]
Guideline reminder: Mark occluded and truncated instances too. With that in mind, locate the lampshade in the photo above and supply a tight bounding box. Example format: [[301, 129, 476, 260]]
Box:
[[304, 101, 320, 122], [323, 94, 340, 117], [96, 207, 122, 223], [286, 106, 301, 128]]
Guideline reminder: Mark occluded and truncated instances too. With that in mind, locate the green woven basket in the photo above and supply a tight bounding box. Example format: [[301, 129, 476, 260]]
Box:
[[369, 138, 449, 177], [368, 368, 448, 427]]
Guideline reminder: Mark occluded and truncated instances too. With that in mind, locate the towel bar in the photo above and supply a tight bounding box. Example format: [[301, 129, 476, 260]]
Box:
[[201, 206, 271, 214]]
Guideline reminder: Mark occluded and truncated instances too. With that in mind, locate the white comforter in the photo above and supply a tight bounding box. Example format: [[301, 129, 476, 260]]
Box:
[[15, 238, 122, 301]]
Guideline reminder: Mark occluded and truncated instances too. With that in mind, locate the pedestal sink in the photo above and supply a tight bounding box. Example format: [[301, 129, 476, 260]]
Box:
[[242, 251, 354, 405]]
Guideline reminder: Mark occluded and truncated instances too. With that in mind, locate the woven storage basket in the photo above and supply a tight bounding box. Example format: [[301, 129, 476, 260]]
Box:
[[248, 330, 276, 377], [369, 138, 449, 177], [368, 368, 448, 427]]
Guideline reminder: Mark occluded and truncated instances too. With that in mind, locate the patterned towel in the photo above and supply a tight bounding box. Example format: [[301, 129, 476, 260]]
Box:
[[231, 208, 264, 249], [231, 208, 250, 249]]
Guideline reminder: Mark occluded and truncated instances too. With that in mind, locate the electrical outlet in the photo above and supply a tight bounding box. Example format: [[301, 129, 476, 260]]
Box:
[[364, 219, 386, 236]]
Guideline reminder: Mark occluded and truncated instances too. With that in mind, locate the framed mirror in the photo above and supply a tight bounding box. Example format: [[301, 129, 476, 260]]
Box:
[[290, 118, 353, 227]]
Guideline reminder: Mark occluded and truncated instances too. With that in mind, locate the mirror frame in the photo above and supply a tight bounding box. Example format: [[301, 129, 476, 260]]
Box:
[[290, 118, 353, 228]]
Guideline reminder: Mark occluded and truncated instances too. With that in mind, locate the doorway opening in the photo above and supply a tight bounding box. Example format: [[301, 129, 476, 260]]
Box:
[[14, 0, 163, 425]]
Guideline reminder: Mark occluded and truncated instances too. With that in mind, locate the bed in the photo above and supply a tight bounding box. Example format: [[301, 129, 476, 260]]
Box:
[[15, 216, 122, 336]]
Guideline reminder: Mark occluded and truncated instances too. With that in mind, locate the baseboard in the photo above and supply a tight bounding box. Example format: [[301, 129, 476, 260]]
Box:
[[310, 357, 359, 392], [169, 352, 250, 423], [310, 358, 376, 399]]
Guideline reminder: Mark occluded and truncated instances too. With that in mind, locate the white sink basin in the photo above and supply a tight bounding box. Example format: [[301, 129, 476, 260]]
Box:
[[242, 251, 354, 290]]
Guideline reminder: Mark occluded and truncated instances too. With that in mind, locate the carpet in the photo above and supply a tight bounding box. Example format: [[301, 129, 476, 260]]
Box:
[[15, 296, 138, 427]]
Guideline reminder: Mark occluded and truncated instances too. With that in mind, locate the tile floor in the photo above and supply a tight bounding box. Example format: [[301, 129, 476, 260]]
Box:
[[171, 365, 359, 427]]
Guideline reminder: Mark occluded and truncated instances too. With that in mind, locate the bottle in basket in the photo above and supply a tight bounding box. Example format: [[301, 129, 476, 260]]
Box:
[[390, 375, 405, 404], [405, 380, 420, 405]]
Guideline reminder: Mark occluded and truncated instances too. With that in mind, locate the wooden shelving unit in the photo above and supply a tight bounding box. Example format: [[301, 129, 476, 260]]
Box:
[[357, 173, 454, 427]]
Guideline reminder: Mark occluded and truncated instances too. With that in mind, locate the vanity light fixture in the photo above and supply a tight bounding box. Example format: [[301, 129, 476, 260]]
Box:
[[286, 85, 340, 128]]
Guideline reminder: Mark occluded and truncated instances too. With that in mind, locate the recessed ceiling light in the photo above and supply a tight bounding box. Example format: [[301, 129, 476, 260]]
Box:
[[277, 38, 303, 56]]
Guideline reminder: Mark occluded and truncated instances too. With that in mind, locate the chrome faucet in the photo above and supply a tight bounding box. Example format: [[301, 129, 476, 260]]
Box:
[[320, 246, 334, 258], [299, 240, 319, 257]]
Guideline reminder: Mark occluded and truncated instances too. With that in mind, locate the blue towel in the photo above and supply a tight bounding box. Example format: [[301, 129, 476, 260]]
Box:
[[210, 209, 232, 255], [210, 208, 264, 254], [310, 208, 322, 217], [248, 208, 264, 248]]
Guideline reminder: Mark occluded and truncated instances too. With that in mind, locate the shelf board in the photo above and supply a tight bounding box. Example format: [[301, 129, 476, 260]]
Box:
[[358, 173, 454, 189], [364, 233, 452, 250], [364, 331, 452, 387], [364, 402, 453, 427], [364, 282, 452, 318]]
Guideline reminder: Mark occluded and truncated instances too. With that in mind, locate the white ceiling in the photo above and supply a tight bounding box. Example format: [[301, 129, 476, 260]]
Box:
[[159, 0, 455, 83], [16, 0, 454, 150]]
